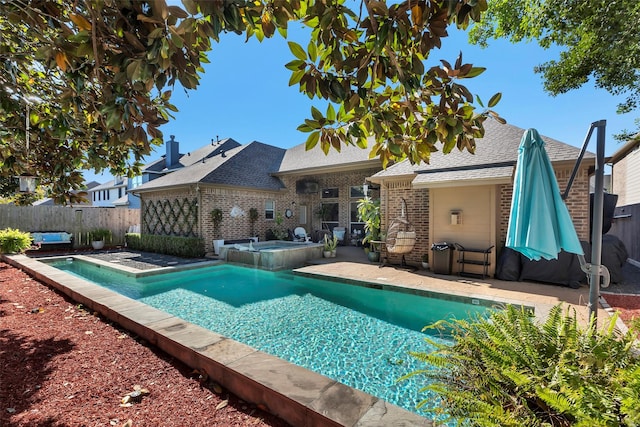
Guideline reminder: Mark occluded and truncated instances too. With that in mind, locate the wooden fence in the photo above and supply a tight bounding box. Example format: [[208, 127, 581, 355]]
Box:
[[609, 202, 639, 262], [0, 205, 140, 247]]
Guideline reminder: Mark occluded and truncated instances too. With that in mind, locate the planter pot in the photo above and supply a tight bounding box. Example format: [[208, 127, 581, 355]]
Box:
[[331, 250, 337, 258], [91, 240, 105, 250], [323, 250, 332, 258], [213, 239, 225, 255], [367, 251, 380, 263], [422, 262, 430, 270]]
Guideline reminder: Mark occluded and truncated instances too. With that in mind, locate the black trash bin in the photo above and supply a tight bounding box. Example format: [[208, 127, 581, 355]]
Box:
[[431, 242, 454, 274]]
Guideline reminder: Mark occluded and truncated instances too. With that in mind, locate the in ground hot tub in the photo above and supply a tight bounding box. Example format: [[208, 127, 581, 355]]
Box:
[[220, 240, 323, 270]]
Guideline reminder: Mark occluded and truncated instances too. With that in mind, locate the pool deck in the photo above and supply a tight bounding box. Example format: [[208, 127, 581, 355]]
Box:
[[3, 248, 634, 427]]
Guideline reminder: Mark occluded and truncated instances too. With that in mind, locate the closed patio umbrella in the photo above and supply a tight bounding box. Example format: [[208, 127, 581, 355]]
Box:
[[506, 128, 584, 260]]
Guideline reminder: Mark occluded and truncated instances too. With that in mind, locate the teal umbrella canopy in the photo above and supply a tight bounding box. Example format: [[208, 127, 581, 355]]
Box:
[[506, 129, 584, 260]]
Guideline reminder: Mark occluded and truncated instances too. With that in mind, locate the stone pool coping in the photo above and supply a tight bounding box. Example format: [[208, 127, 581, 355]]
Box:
[[4, 254, 432, 427]]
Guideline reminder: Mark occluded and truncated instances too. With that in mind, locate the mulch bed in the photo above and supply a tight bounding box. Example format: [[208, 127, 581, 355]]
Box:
[[0, 262, 290, 427], [601, 292, 640, 326]]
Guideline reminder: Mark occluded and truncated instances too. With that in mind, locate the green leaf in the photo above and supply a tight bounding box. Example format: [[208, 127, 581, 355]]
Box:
[[308, 40, 317, 62], [288, 41, 307, 61], [462, 67, 486, 78], [284, 59, 305, 71], [488, 92, 502, 108], [305, 130, 320, 150], [326, 103, 336, 122], [288, 70, 305, 86], [310, 106, 323, 121]]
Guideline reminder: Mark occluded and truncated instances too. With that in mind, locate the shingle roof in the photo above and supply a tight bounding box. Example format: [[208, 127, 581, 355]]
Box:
[[133, 141, 286, 192], [143, 138, 241, 173], [372, 120, 593, 180], [277, 138, 382, 173], [90, 178, 128, 191]]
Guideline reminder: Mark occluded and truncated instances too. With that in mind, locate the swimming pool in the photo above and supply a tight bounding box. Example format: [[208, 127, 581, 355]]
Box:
[[49, 259, 494, 416]]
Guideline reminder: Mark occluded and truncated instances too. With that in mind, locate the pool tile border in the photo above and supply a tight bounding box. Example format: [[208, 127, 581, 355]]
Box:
[[4, 254, 432, 427]]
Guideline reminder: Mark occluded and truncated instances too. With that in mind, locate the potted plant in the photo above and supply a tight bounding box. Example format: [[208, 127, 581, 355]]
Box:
[[357, 196, 381, 262], [248, 207, 259, 241], [421, 253, 429, 270], [211, 208, 224, 255], [323, 234, 338, 258], [89, 228, 111, 250], [315, 204, 332, 230]]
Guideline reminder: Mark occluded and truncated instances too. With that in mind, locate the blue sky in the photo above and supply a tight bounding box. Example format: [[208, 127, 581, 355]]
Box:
[[86, 20, 636, 183]]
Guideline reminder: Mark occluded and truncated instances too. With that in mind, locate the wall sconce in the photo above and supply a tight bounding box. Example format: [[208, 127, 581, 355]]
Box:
[[450, 210, 461, 225], [362, 181, 369, 195]]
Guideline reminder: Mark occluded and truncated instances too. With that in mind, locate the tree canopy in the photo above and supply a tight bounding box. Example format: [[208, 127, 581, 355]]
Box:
[[468, 0, 640, 140], [1, 0, 501, 203]]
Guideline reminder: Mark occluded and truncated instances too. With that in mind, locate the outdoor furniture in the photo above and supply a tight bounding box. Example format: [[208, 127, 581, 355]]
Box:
[[332, 227, 347, 245], [384, 198, 416, 268], [454, 243, 494, 279], [293, 226, 310, 242], [30, 231, 74, 250]]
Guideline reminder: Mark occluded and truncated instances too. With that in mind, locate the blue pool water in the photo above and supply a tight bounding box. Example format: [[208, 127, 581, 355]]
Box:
[[50, 260, 493, 416]]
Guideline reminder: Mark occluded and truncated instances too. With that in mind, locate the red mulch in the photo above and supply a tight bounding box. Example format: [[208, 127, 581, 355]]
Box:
[[602, 293, 640, 326], [0, 262, 290, 427]]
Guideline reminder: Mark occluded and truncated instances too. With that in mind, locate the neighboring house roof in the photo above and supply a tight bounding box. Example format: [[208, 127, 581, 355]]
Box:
[[89, 177, 128, 191], [33, 181, 100, 206], [112, 195, 129, 206], [133, 141, 286, 192], [608, 135, 640, 165], [277, 138, 382, 174], [371, 120, 593, 187], [143, 138, 241, 174]]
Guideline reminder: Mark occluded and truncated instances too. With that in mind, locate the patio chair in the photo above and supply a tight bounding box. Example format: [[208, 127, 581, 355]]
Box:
[[385, 198, 416, 268], [293, 226, 310, 242], [332, 227, 347, 246]]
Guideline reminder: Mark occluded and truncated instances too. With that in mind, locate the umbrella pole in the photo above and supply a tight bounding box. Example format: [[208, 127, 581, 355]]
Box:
[[588, 120, 606, 323]]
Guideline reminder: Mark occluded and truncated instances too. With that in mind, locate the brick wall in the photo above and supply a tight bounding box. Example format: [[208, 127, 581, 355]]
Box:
[[380, 180, 428, 265], [140, 166, 381, 254]]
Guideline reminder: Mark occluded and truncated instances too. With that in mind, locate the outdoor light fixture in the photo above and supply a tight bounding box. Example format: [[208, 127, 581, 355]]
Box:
[[450, 210, 461, 225], [17, 95, 39, 193], [18, 175, 37, 193], [362, 181, 369, 195]]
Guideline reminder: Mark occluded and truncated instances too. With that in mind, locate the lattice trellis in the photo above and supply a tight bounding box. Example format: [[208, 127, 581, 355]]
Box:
[[142, 198, 198, 237]]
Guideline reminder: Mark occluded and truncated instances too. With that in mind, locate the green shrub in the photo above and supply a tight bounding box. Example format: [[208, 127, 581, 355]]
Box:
[[0, 228, 33, 254], [125, 233, 142, 250], [135, 234, 205, 258], [403, 304, 640, 426]]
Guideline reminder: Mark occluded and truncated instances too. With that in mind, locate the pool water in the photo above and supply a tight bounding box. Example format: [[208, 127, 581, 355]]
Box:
[[50, 260, 493, 416]]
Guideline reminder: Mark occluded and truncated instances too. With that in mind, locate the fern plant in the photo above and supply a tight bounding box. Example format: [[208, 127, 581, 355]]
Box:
[[402, 304, 640, 426]]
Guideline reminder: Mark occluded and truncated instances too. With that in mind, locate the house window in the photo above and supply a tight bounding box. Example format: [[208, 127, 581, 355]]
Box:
[[321, 187, 339, 198], [350, 185, 365, 198], [350, 187, 366, 236], [130, 175, 142, 188], [299, 205, 308, 224], [118, 188, 123, 198], [265, 200, 275, 220]]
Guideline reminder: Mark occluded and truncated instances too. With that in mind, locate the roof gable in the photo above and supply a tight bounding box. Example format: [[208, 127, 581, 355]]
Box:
[[134, 141, 286, 192], [142, 138, 241, 173], [373, 120, 592, 179], [278, 138, 382, 173]]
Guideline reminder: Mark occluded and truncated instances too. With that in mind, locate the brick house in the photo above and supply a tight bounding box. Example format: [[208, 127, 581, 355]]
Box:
[[369, 120, 593, 275], [132, 121, 593, 272]]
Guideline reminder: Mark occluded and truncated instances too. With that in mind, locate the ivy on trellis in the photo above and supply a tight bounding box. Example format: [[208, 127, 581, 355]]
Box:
[[142, 198, 198, 237]]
